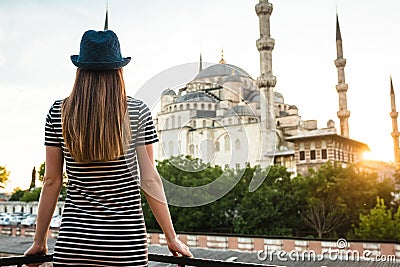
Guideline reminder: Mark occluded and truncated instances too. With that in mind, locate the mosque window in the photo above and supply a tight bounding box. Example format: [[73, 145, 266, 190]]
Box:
[[165, 118, 169, 130], [215, 141, 220, 152], [186, 103, 190, 109], [202, 120, 206, 128], [201, 103, 205, 110], [168, 141, 174, 157], [179, 104, 183, 110], [171, 116, 175, 129], [310, 150, 316, 160], [310, 142, 316, 160], [299, 151, 305, 161], [189, 145, 195, 155], [224, 135, 230, 151], [208, 103, 212, 110], [194, 103, 198, 109], [235, 139, 241, 150], [321, 149, 327, 159], [174, 105, 177, 111], [235, 163, 241, 171]]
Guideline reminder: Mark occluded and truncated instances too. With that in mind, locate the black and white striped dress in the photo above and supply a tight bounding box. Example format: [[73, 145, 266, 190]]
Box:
[[44, 96, 158, 266]]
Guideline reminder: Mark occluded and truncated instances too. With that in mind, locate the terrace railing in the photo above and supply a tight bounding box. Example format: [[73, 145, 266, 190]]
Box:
[[0, 253, 276, 267]]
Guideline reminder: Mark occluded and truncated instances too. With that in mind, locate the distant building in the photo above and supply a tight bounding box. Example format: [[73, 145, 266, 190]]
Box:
[[154, 0, 370, 176]]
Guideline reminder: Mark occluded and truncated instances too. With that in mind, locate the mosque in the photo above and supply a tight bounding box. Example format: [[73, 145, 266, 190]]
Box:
[[153, 0, 371, 176]]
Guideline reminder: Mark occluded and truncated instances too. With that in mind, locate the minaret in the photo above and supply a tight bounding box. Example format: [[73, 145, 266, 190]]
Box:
[[104, 1, 109, 30], [335, 14, 350, 137], [390, 77, 400, 164], [256, 0, 276, 166], [199, 53, 203, 73]]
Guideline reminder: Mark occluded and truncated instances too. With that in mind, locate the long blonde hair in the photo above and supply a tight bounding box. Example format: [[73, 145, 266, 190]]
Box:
[[62, 68, 131, 162]]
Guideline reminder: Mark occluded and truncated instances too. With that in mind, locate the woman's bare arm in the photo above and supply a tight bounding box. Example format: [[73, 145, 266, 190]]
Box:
[[137, 144, 192, 257], [25, 146, 64, 256]]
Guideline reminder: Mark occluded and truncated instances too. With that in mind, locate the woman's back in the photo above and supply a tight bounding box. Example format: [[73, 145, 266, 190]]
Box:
[[47, 97, 157, 266]]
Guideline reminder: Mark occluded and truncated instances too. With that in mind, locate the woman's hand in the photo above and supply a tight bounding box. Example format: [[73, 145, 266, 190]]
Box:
[[166, 236, 193, 258], [23, 242, 48, 267]]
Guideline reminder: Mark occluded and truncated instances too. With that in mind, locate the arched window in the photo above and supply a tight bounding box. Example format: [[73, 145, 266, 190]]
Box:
[[208, 103, 212, 110], [165, 118, 169, 130], [179, 104, 183, 110], [194, 103, 197, 109], [215, 141, 220, 152], [201, 103, 205, 110], [235, 139, 241, 150], [168, 141, 174, 157], [171, 115, 175, 129], [177, 116, 181, 128], [186, 103, 190, 109], [224, 135, 230, 151], [189, 144, 195, 155], [202, 120, 206, 128]]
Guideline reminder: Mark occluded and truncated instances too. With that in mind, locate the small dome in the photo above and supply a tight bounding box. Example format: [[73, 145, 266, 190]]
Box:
[[161, 89, 176, 96], [175, 91, 216, 103], [274, 91, 284, 104], [288, 105, 298, 110], [195, 64, 252, 80], [225, 105, 255, 117], [247, 92, 260, 102]]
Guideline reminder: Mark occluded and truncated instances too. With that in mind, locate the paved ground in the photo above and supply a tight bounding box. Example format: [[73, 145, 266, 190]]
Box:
[[0, 236, 399, 266]]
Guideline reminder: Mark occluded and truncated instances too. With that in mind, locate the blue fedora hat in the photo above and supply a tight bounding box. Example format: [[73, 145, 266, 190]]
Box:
[[71, 30, 131, 70]]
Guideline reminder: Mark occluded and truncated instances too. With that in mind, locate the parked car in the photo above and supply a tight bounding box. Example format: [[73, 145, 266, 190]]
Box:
[[50, 215, 62, 228], [0, 214, 11, 225], [10, 213, 28, 226], [21, 214, 37, 227]]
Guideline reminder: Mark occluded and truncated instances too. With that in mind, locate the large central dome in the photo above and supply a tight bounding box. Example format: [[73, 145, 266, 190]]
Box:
[[194, 63, 252, 80]]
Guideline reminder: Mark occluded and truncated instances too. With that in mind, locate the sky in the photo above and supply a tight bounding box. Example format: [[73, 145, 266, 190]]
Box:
[[1, 0, 400, 192]]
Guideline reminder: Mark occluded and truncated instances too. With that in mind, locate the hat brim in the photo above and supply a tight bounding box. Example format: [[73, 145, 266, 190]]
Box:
[[70, 55, 131, 70]]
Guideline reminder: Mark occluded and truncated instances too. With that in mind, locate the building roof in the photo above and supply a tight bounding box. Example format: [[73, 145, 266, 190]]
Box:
[[225, 105, 256, 117], [285, 128, 370, 150], [194, 63, 252, 80], [161, 88, 176, 96], [175, 91, 216, 103]]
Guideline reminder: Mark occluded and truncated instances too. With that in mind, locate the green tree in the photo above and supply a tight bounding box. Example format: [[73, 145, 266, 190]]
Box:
[[354, 197, 400, 241], [9, 187, 26, 201], [0, 166, 10, 189], [20, 187, 42, 202], [38, 162, 45, 182], [29, 167, 36, 190], [233, 165, 305, 236], [297, 162, 396, 238]]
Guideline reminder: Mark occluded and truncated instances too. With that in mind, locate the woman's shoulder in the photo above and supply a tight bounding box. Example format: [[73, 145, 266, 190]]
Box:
[[47, 99, 64, 114], [127, 96, 149, 109]]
